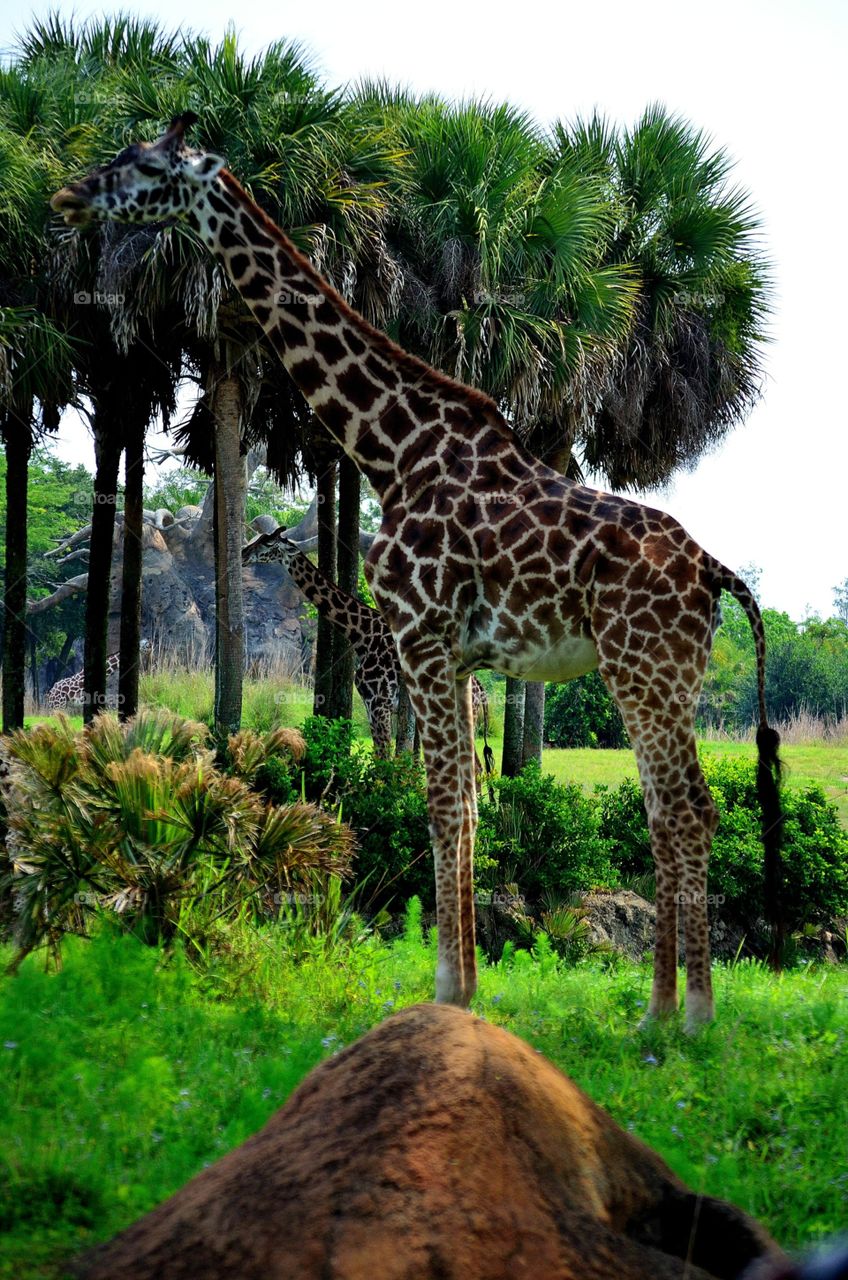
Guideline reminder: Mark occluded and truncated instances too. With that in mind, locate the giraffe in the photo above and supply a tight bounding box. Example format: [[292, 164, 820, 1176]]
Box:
[[45, 639, 152, 711], [45, 652, 120, 711], [52, 114, 782, 1026], [242, 526, 492, 771]]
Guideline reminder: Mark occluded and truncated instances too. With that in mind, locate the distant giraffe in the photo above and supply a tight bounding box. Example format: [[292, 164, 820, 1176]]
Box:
[[45, 640, 152, 712], [53, 114, 782, 1025], [45, 653, 120, 711], [242, 527, 491, 770]]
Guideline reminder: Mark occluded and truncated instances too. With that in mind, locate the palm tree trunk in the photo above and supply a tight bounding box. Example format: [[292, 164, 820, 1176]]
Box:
[[2, 413, 32, 731], [313, 463, 336, 718], [118, 413, 145, 721], [211, 374, 245, 737], [329, 455, 359, 721], [501, 677, 525, 777], [521, 681, 545, 768], [83, 423, 121, 724]]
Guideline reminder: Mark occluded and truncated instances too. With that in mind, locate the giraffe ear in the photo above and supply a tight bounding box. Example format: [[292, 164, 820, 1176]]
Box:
[[185, 152, 226, 184]]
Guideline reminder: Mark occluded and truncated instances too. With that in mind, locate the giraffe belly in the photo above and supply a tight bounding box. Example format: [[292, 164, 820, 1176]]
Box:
[[462, 632, 599, 684]]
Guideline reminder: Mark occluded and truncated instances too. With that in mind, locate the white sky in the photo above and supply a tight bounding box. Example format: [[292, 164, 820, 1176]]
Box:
[[4, 0, 847, 619]]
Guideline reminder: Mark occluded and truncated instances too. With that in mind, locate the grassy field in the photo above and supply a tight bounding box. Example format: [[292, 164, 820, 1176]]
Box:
[[26, 672, 848, 826], [1, 922, 847, 1278]]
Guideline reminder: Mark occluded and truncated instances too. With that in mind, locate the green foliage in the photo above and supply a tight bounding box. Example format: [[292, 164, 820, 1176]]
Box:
[[544, 672, 629, 748], [702, 594, 848, 730], [270, 717, 434, 911], [477, 762, 614, 900], [597, 755, 848, 930], [1, 712, 352, 961]]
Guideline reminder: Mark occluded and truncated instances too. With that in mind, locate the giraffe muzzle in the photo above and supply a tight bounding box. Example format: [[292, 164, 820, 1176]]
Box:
[[50, 187, 95, 226]]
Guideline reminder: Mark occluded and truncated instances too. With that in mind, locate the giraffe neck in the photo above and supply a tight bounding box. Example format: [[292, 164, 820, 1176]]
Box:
[[188, 172, 512, 503], [271, 541, 376, 645]]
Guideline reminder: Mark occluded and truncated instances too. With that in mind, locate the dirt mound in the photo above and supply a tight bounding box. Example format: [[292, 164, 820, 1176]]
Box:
[[73, 1003, 787, 1280]]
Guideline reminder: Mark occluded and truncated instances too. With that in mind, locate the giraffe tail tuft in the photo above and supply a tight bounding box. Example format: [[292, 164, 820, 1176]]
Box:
[[716, 560, 785, 969], [756, 722, 784, 967]]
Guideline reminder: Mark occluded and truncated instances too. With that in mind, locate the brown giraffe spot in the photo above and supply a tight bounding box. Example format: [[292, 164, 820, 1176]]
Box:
[[314, 299, 341, 327], [337, 365, 382, 411], [289, 358, 328, 396], [342, 327, 366, 355], [240, 273, 272, 301], [272, 318, 308, 349], [311, 330, 347, 365], [380, 401, 414, 442], [364, 353, 399, 389], [229, 251, 251, 278], [406, 388, 439, 420], [318, 398, 352, 435]]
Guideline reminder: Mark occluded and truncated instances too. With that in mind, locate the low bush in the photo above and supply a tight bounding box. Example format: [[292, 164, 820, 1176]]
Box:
[[597, 754, 848, 930], [257, 717, 434, 911], [544, 673, 629, 749], [477, 762, 615, 901], [0, 711, 352, 964]]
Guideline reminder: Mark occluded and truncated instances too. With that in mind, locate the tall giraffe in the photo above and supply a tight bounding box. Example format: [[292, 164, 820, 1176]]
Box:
[[52, 115, 782, 1025], [242, 526, 492, 770]]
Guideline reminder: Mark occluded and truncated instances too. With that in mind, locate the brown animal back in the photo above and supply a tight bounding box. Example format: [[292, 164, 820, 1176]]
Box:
[[72, 1003, 786, 1280]]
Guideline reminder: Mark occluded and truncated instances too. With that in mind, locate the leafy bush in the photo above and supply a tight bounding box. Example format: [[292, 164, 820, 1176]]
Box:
[[477, 762, 615, 901], [1, 712, 352, 963], [597, 754, 848, 930], [259, 717, 434, 910], [544, 673, 629, 748]]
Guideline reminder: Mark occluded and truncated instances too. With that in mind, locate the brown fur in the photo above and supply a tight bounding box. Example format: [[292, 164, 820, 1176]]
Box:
[[72, 1005, 786, 1280]]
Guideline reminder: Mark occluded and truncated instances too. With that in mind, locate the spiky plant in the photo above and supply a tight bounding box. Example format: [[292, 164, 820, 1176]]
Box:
[[1, 711, 353, 964]]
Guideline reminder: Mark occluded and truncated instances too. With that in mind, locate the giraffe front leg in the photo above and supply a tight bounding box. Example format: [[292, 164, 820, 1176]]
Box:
[[397, 644, 478, 1007]]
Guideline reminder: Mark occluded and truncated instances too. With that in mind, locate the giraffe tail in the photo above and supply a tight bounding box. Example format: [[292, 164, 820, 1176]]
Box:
[[716, 563, 784, 967], [479, 687, 496, 804]]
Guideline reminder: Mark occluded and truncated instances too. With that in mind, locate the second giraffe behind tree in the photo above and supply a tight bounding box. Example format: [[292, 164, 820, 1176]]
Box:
[[242, 526, 491, 773]]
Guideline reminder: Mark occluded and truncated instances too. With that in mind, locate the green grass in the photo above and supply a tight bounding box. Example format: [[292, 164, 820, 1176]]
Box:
[[27, 675, 846, 828], [1, 922, 846, 1278], [474, 733, 848, 827]]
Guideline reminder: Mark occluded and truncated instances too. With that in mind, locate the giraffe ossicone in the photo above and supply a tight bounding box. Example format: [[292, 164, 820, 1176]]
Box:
[[52, 115, 783, 1025]]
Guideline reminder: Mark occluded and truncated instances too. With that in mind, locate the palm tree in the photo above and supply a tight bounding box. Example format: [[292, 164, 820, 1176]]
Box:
[[0, 87, 77, 730], [550, 106, 771, 489]]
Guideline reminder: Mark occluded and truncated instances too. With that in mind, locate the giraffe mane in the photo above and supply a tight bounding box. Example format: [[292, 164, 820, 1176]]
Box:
[[218, 171, 513, 436]]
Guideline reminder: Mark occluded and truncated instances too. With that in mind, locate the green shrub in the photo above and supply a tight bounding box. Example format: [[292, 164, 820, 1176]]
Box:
[[477, 762, 615, 901], [544, 673, 629, 748], [1, 712, 352, 962], [281, 718, 434, 910], [597, 755, 848, 930]]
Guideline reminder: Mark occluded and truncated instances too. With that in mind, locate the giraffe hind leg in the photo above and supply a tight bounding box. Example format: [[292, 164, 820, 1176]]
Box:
[[598, 665, 718, 1027]]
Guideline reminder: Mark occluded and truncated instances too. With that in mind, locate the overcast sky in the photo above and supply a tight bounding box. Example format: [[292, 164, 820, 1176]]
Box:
[[4, 0, 846, 620]]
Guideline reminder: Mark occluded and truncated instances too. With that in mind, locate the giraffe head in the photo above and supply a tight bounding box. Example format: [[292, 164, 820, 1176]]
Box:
[[242, 527, 291, 566], [50, 113, 225, 227]]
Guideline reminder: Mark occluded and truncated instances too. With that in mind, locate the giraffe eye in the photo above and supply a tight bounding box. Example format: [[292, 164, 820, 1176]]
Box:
[[137, 162, 164, 178]]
